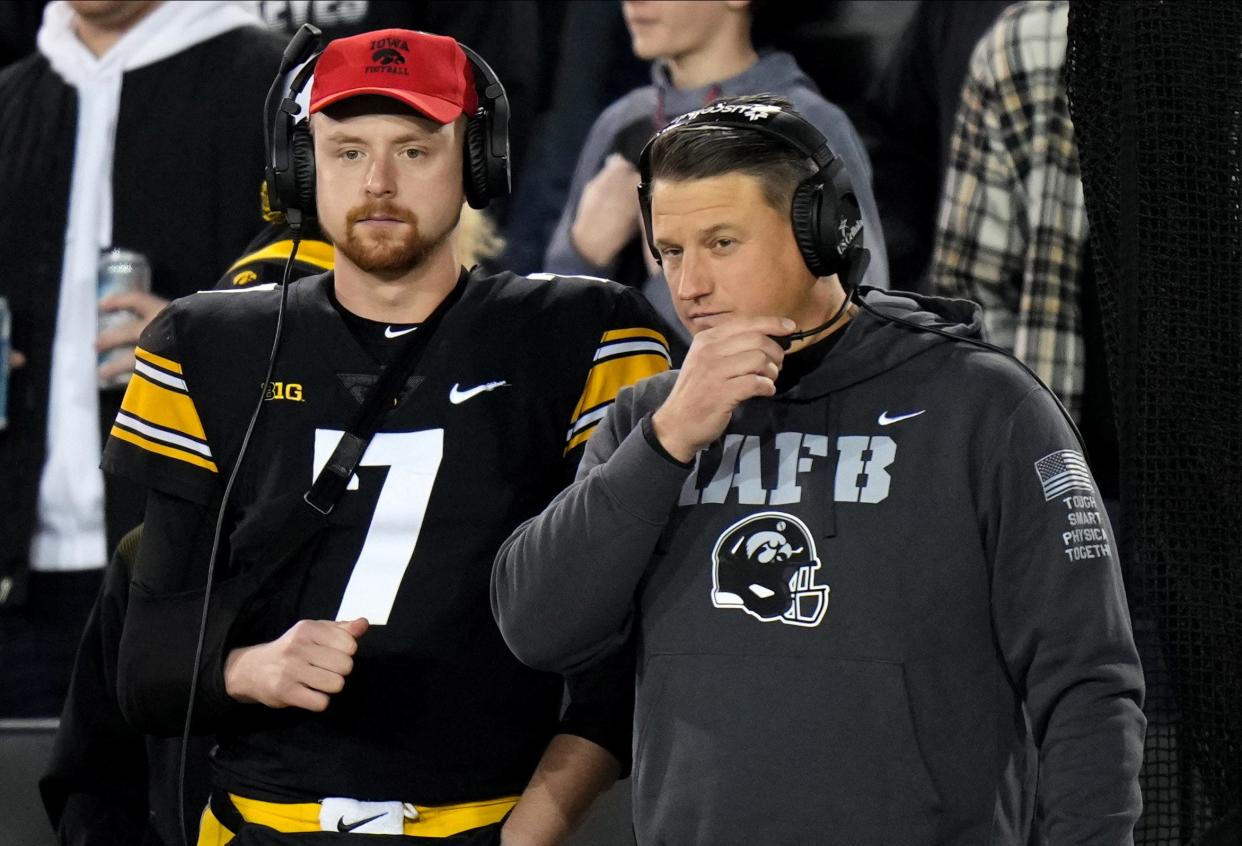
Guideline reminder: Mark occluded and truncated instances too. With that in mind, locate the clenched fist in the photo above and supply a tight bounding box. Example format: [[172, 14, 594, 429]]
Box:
[[224, 617, 369, 712]]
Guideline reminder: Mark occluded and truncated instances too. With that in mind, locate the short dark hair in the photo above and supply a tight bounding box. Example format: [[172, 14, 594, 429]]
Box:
[[646, 94, 816, 214]]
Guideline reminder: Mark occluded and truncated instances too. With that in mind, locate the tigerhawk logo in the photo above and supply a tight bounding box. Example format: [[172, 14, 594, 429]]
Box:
[[367, 43, 409, 75], [371, 47, 405, 65]]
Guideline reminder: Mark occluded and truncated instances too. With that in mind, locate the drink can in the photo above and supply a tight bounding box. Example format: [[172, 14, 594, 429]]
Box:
[[0, 295, 10, 431], [98, 248, 151, 389]]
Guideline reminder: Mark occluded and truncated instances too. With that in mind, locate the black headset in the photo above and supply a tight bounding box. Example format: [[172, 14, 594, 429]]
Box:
[[263, 24, 511, 233], [636, 101, 864, 280]]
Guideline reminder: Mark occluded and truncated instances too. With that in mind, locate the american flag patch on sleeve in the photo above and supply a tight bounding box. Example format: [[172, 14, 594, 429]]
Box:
[[1034, 450, 1094, 501]]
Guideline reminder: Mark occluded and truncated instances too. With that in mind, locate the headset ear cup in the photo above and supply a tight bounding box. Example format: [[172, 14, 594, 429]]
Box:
[[289, 124, 317, 218], [791, 181, 832, 277], [464, 111, 490, 209]]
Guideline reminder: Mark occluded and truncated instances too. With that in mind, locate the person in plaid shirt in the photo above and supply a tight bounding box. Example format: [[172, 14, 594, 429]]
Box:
[[932, 1, 1090, 422]]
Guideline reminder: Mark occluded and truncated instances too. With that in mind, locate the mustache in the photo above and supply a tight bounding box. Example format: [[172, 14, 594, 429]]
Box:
[[345, 201, 417, 227]]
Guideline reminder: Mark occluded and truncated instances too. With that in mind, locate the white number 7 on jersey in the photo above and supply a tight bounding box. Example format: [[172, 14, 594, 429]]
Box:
[[312, 428, 445, 625]]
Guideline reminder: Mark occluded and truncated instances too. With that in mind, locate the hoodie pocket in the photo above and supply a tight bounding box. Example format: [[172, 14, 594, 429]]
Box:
[[633, 652, 944, 845]]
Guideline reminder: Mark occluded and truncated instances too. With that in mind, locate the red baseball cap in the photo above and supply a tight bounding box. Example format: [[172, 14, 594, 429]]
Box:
[[309, 29, 478, 123]]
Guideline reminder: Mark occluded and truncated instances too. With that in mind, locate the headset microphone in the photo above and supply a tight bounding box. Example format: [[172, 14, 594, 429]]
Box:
[[772, 249, 871, 350], [278, 21, 321, 72]]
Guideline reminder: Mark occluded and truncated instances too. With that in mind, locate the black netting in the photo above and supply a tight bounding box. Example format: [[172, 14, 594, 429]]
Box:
[[1066, 2, 1242, 843]]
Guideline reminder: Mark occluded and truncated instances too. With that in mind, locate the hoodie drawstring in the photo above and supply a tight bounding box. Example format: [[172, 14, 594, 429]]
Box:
[[821, 395, 839, 542]]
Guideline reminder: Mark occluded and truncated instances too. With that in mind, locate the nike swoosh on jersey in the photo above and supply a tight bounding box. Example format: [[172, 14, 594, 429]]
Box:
[[877, 409, 926, 426], [384, 325, 418, 338], [449, 380, 510, 404], [337, 812, 386, 833]]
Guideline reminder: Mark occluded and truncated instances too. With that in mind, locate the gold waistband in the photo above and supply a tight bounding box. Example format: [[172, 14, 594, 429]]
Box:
[[203, 791, 518, 840]]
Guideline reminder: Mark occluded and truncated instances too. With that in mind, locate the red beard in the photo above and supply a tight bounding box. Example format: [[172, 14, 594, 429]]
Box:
[[334, 200, 455, 276]]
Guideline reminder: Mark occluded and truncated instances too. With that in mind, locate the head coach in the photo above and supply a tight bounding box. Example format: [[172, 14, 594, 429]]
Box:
[[492, 94, 1145, 845]]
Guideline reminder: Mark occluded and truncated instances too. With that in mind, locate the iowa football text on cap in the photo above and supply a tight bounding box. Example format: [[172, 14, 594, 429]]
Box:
[[370, 36, 409, 52], [367, 37, 409, 74]]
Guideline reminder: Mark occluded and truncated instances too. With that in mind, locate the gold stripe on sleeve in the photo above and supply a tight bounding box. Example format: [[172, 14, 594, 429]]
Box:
[[134, 346, 184, 376], [109, 426, 219, 473], [120, 373, 209, 441], [600, 327, 669, 345], [565, 352, 669, 453]]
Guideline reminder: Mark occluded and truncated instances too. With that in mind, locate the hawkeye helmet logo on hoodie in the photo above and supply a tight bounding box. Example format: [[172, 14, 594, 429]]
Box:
[[711, 512, 830, 627]]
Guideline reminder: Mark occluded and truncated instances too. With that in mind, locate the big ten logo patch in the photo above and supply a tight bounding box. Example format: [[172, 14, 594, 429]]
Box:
[[264, 381, 304, 402]]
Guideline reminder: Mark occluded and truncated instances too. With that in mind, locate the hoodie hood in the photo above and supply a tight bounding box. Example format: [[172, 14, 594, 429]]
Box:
[[781, 287, 985, 400], [37, 1, 260, 81]]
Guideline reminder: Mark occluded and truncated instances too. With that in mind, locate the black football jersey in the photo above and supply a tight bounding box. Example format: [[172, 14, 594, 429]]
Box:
[[102, 268, 670, 803]]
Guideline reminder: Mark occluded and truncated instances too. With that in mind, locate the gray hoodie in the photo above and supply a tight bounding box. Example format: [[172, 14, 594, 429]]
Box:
[[543, 52, 889, 347], [493, 290, 1144, 845]]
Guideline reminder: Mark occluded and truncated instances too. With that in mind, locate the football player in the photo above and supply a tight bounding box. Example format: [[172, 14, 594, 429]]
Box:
[[103, 28, 669, 845], [41, 193, 515, 846]]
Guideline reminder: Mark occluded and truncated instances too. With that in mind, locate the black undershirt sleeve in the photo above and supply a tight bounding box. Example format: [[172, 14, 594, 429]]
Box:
[[558, 639, 637, 776], [131, 488, 223, 594], [118, 490, 243, 736]]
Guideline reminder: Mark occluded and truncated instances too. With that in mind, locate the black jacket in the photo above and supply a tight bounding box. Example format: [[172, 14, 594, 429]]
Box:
[[39, 525, 215, 846]]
